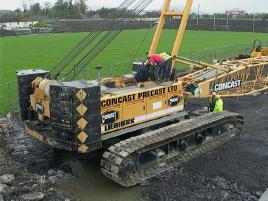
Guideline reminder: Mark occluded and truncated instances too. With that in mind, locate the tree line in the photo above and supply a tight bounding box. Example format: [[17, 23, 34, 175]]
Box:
[[0, 0, 89, 21], [0, 0, 142, 22]]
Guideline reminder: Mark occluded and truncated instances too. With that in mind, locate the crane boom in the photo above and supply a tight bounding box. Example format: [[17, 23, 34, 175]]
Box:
[[149, 0, 193, 69]]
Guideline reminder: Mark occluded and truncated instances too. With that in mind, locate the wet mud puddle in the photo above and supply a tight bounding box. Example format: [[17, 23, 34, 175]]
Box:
[[60, 159, 143, 201]]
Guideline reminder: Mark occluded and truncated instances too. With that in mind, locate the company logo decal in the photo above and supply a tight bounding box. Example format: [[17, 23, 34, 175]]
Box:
[[214, 80, 241, 92], [102, 111, 119, 124], [168, 96, 180, 106], [104, 118, 135, 132]]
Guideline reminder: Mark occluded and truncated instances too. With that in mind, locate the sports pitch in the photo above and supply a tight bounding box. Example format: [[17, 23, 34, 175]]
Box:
[[0, 29, 268, 114], [1, 29, 268, 83]]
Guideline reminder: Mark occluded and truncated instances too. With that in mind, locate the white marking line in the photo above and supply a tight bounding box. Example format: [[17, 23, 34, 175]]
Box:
[[259, 188, 268, 201]]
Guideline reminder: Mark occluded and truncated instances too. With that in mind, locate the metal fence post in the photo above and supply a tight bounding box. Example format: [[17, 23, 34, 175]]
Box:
[[7, 83, 11, 111]]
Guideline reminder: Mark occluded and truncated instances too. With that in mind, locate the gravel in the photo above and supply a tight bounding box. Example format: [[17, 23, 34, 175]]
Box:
[[20, 192, 45, 201], [0, 174, 15, 185], [142, 93, 268, 201], [1, 94, 267, 201]]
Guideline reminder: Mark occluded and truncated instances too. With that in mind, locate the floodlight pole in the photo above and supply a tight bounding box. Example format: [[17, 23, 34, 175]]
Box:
[[253, 15, 255, 33], [226, 13, 229, 31], [253, 0, 256, 32], [213, 13, 216, 30], [197, 4, 200, 29]]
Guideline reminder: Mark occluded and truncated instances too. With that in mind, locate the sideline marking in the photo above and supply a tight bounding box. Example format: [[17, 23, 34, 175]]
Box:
[[259, 188, 268, 201]]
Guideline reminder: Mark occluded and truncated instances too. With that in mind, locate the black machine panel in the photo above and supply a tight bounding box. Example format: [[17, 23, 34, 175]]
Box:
[[49, 81, 102, 152]]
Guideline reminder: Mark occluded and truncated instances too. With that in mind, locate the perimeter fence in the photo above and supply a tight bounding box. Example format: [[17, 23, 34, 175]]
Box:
[[54, 18, 268, 33]]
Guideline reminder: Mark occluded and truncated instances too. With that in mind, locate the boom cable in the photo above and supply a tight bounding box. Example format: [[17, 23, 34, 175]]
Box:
[[47, 0, 136, 80], [62, 0, 153, 81]]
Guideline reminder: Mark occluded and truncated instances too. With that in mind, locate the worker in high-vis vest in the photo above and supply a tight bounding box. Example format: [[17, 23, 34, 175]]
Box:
[[160, 52, 173, 81], [208, 92, 217, 112], [214, 95, 224, 112]]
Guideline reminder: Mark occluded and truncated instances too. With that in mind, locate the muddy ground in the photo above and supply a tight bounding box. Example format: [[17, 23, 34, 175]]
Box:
[[0, 93, 267, 201], [0, 119, 75, 201], [143, 93, 268, 201]]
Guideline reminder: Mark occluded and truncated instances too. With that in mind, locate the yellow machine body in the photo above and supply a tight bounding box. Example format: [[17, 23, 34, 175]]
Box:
[[251, 47, 268, 57], [30, 78, 184, 136], [100, 82, 184, 134]]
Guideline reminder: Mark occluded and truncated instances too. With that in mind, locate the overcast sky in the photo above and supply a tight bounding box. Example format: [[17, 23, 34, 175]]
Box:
[[0, 0, 266, 13]]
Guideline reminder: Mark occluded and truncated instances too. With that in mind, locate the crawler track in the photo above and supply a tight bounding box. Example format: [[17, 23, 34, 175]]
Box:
[[101, 111, 244, 187]]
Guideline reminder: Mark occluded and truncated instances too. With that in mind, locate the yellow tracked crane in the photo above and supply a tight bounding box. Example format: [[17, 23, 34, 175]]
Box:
[[16, 0, 267, 186]]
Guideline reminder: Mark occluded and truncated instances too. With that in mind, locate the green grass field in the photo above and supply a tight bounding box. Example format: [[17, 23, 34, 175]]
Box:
[[0, 29, 268, 114], [1, 29, 268, 83]]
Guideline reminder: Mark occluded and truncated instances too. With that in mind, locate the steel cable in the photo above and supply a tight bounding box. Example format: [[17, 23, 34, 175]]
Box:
[[62, 0, 153, 81], [49, 0, 134, 79], [47, 0, 136, 79]]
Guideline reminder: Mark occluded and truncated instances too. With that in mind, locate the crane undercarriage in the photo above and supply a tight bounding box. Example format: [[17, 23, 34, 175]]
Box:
[[101, 111, 244, 186]]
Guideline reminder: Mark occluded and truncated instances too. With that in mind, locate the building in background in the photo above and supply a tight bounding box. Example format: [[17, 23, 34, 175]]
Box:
[[0, 20, 53, 36], [0, 21, 39, 30], [225, 9, 246, 18]]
